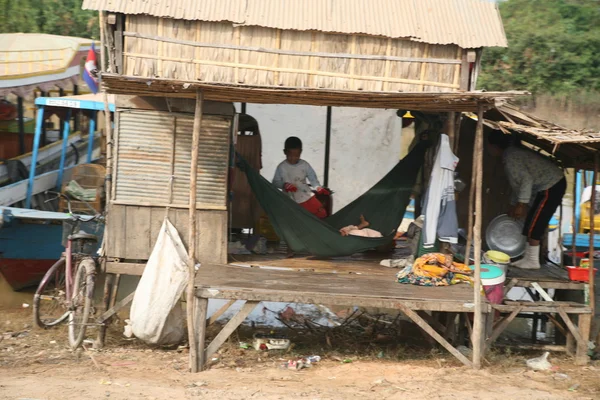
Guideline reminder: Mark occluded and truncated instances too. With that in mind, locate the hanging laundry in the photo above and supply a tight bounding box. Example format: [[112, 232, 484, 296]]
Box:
[[422, 134, 459, 248]]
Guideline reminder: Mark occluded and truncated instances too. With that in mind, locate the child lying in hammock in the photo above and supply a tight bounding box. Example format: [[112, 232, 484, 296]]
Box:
[[339, 215, 383, 238]]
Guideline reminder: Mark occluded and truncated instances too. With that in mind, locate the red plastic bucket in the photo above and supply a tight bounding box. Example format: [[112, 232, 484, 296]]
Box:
[[566, 266, 598, 283]]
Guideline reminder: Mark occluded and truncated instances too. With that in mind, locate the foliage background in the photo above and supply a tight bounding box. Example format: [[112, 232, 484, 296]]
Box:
[[479, 0, 600, 98], [0, 0, 99, 39]]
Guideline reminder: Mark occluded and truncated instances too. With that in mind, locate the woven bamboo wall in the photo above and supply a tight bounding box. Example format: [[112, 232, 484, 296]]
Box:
[[123, 15, 465, 93]]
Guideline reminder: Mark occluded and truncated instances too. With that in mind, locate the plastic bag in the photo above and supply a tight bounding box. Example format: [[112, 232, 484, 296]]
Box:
[[129, 218, 189, 345]]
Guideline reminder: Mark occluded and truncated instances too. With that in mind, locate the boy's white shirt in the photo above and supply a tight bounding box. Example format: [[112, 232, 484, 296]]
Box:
[[272, 159, 321, 204]]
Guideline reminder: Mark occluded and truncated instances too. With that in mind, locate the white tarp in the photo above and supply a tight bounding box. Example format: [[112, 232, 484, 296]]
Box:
[[129, 218, 188, 345]]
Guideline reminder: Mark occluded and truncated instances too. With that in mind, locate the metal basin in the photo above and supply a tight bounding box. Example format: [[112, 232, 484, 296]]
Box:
[[485, 214, 526, 258]]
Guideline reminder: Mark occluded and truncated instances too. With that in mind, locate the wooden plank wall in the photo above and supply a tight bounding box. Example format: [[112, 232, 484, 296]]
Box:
[[123, 15, 464, 93], [106, 204, 227, 263]]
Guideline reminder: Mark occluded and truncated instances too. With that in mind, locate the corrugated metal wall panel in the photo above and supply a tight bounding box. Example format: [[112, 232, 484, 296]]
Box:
[[115, 111, 174, 205], [84, 0, 507, 48], [171, 115, 231, 207], [114, 110, 231, 208]]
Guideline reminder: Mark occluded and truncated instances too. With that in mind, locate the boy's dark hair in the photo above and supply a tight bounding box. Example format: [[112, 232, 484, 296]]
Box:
[[487, 130, 515, 150], [284, 136, 302, 150]]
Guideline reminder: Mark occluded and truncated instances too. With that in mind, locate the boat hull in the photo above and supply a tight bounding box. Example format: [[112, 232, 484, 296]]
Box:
[[0, 258, 57, 291], [0, 209, 103, 291], [0, 217, 63, 291]]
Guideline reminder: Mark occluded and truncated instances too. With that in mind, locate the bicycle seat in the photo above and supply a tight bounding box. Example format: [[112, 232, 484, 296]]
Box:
[[69, 231, 98, 242]]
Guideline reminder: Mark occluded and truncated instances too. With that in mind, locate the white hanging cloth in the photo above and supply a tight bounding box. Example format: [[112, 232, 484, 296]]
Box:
[[422, 134, 459, 248]]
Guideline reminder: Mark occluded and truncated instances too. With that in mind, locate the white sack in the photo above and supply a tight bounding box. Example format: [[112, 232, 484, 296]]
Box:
[[130, 218, 189, 345]]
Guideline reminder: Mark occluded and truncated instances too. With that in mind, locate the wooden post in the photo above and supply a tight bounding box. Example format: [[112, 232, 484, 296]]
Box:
[[95, 273, 115, 349], [575, 313, 592, 365], [559, 204, 563, 266], [464, 114, 479, 264], [99, 12, 107, 73], [572, 169, 578, 267], [194, 297, 209, 369], [472, 104, 485, 369], [446, 112, 456, 149], [453, 113, 463, 154], [188, 90, 203, 373], [17, 97, 25, 155], [103, 92, 113, 202], [589, 155, 598, 316], [110, 274, 121, 308]]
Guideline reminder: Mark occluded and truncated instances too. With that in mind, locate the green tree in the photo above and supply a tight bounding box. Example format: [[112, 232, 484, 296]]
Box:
[[0, 0, 99, 39], [478, 0, 600, 95]]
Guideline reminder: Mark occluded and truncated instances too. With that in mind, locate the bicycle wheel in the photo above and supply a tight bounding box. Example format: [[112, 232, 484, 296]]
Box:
[[33, 258, 69, 329], [68, 258, 96, 349]]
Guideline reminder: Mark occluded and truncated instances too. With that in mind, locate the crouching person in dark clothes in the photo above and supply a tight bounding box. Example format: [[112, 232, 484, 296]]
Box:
[[487, 131, 566, 270]]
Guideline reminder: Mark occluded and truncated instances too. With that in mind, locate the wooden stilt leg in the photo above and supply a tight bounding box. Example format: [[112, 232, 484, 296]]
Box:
[[188, 90, 204, 373], [566, 332, 576, 356], [472, 104, 485, 369], [205, 301, 259, 362], [457, 313, 467, 345], [194, 297, 209, 372], [486, 307, 522, 351], [444, 313, 457, 344], [484, 311, 494, 348], [397, 303, 473, 367], [208, 300, 236, 326], [575, 314, 591, 366], [95, 273, 115, 349], [110, 274, 121, 309]]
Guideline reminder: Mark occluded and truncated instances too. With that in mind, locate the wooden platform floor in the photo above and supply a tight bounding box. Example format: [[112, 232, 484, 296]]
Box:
[[195, 252, 483, 313], [507, 262, 585, 290]]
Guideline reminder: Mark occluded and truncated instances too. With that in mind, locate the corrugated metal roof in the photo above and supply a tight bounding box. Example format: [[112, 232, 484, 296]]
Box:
[[82, 0, 507, 48]]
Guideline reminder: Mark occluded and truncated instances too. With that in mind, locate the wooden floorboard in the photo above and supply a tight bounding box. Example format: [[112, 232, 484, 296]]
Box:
[[507, 263, 585, 290], [195, 261, 483, 312]]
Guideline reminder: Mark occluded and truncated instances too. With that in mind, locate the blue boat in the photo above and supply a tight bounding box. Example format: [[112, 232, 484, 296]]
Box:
[[0, 94, 112, 290]]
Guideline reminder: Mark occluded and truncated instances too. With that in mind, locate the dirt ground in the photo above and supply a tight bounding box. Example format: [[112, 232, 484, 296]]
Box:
[[1, 307, 600, 400]]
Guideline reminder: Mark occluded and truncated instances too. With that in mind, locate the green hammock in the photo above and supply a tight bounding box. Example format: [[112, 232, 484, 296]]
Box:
[[238, 142, 428, 257]]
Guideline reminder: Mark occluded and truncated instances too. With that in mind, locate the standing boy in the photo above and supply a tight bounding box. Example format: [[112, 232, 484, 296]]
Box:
[[273, 137, 329, 219]]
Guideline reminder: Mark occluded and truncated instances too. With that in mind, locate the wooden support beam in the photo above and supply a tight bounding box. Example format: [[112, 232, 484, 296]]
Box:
[[444, 313, 457, 343], [464, 111, 479, 264], [110, 274, 121, 309], [589, 154, 597, 316], [96, 273, 115, 349], [397, 303, 473, 367], [446, 112, 456, 149], [471, 104, 485, 368], [572, 169, 578, 267], [188, 90, 203, 373], [208, 300, 236, 326], [204, 301, 259, 362], [566, 332, 576, 356], [575, 314, 591, 365], [547, 314, 568, 338], [486, 307, 522, 350], [416, 311, 447, 334], [97, 291, 135, 323], [557, 307, 583, 344], [99, 12, 107, 72], [464, 312, 473, 338], [194, 297, 209, 371], [460, 51, 470, 91], [531, 282, 554, 302], [503, 278, 519, 296], [495, 343, 567, 352], [115, 14, 124, 74]]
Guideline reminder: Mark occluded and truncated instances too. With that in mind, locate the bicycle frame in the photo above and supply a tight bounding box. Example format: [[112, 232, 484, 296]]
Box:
[[65, 238, 74, 301]]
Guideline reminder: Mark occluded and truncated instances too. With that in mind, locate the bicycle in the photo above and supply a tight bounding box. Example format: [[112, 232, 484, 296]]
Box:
[[32, 192, 104, 349]]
